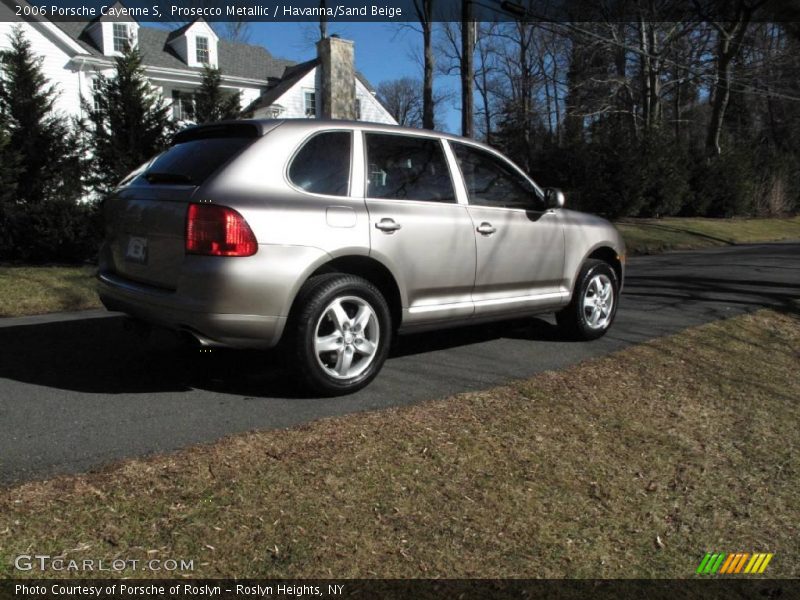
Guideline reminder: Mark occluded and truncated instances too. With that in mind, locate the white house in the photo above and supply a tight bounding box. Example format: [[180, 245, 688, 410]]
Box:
[[0, 1, 397, 126]]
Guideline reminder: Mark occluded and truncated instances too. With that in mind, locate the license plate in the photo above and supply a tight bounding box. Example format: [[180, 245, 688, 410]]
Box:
[[125, 236, 148, 264]]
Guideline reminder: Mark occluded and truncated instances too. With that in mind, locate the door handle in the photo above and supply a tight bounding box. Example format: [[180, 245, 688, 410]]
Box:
[[375, 218, 402, 233], [476, 222, 496, 235]]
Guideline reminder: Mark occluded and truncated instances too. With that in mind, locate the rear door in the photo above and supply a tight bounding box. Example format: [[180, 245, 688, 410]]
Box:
[[101, 127, 259, 290], [449, 141, 566, 317], [361, 132, 476, 325]]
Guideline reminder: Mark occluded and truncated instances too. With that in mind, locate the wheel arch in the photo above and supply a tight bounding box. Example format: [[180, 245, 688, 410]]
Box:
[[290, 255, 404, 330], [568, 244, 624, 297], [587, 246, 623, 286]]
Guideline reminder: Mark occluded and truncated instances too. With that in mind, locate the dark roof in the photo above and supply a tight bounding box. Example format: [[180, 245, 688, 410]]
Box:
[[52, 20, 294, 82], [165, 21, 194, 43], [244, 59, 317, 115], [243, 57, 379, 115]]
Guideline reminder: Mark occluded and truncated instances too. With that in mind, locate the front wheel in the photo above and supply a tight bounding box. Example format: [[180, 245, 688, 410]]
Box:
[[290, 274, 392, 395], [556, 259, 619, 340]]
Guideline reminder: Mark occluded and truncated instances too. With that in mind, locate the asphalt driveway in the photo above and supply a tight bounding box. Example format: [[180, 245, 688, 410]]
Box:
[[0, 242, 797, 486]]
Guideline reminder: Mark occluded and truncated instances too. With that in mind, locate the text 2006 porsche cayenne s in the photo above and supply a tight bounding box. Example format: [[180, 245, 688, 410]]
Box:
[[98, 119, 625, 395]]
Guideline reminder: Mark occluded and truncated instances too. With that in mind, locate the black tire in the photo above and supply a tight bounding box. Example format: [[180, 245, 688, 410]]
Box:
[[556, 259, 619, 341], [289, 273, 392, 396]]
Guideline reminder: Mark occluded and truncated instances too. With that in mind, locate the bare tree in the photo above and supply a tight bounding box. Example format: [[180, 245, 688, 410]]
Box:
[[460, 0, 475, 137], [412, 0, 436, 129], [217, 21, 251, 44], [695, 0, 766, 155], [377, 77, 423, 127], [438, 20, 502, 141]]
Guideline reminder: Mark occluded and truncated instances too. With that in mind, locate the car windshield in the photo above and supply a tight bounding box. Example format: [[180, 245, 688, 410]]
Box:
[[129, 137, 255, 187]]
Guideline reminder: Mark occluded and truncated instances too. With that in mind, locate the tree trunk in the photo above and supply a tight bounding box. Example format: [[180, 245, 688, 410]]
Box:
[[706, 49, 732, 156], [460, 0, 474, 138], [414, 0, 435, 130], [705, 1, 755, 156]]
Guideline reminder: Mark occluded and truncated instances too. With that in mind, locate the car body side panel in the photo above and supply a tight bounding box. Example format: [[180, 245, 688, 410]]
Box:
[[466, 206, 567, 315], [560, 208, 626, 294], [365, 199, 477, 324]]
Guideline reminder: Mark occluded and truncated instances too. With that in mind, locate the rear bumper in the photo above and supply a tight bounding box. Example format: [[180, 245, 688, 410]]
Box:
[[97, 272, 286, 349]]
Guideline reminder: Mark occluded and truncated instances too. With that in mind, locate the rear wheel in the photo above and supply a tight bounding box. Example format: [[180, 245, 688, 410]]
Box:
[[290, 274, 391, 395], [556, 259, 619, 340]]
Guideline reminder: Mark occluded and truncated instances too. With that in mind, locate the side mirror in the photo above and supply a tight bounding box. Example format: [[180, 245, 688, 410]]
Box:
[[545, 188, 565, 210]]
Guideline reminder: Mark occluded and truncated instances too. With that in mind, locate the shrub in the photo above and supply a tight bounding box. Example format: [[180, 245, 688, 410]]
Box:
[[0, 201, 102, 264]]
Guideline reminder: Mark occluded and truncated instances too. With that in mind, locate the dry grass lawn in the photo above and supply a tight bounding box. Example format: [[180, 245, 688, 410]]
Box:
[[0, 309, 797, 579], [618, 216, 800, 254], [0, 266, 100, 317]]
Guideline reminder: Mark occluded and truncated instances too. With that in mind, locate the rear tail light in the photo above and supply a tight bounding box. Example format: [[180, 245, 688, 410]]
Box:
[[186, 203, 258, 257]]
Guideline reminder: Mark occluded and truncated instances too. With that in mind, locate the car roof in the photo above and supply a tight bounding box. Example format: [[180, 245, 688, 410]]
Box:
[[179, 118, 496, 152]]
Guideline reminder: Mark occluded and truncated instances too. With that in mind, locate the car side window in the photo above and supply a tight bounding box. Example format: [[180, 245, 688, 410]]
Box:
[[289, 131, 352, 196], [366, 133, 456, 203], [452, 142, 544, 211]]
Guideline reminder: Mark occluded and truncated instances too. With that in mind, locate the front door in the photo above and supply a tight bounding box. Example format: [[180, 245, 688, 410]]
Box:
[[449, 141, 566, 317]]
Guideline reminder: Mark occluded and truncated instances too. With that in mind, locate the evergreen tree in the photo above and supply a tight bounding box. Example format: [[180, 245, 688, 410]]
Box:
[[81, 46, 172, 195], [0, 107, 20, 207], [194, 65, 241, 124], [0, 108, 19, 258], [0, 26, 83, 205]]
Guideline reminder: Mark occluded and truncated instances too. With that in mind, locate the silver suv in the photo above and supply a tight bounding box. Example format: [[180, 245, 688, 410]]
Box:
[[98, 120, 625, 395]]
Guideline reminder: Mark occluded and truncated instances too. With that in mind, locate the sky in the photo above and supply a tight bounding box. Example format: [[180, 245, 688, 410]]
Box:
[[241, 21, 462, 133]]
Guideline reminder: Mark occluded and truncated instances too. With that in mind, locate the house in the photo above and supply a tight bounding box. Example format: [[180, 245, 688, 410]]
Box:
[[0, 0, 397, 126]]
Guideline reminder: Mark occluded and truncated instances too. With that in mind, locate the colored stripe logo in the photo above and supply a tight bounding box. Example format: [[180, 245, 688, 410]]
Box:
[[696, 552, 774, 575]]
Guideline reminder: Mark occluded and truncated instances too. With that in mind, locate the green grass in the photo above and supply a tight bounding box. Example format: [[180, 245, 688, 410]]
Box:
[[1, 309, 797, 578], [618, 216, 800, 255], [0, 266, 100, 317]]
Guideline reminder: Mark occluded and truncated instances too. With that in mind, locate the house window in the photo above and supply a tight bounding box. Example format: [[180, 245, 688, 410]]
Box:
[[304, 91, 316, 117], [196, 36, 209, 65], [113, 24, 129, 53], [355, 99, 361, 120], [172, 90, 195, 122], [91, 77, 103, 113]]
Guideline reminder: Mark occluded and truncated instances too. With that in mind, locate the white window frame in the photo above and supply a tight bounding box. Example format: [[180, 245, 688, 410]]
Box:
[[113, 23, 129, 53], [172, 90, 195, 122], [196, 36, 210, 65], [91, 77, 103, 113], [304, 90, 316, 118]]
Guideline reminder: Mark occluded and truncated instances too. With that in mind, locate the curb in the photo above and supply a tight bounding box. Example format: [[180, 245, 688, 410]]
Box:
[[0, 309, 121, 329]]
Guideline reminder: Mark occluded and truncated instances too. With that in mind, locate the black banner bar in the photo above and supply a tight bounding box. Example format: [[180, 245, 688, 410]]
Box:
[[2, 0, 799, 23], [0, 579, 798, 600]]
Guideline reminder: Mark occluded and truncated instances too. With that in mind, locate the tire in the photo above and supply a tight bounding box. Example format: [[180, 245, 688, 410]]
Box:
[[289, 274, 392, 395], [556, 259, 619, 341]]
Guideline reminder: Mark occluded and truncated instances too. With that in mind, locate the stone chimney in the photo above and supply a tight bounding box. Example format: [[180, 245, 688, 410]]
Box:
[[317, 35, 356, 120]]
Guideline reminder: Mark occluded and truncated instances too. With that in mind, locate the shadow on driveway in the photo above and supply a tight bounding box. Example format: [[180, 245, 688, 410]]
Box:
[[0, 315, 566, 398], [1, 242, 797, 398]]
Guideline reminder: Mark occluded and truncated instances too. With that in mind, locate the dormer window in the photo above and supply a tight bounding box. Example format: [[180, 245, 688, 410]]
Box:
[[165, 19, 218, 67], [113, 23, 129, 52], [196, 36, 209, 65]]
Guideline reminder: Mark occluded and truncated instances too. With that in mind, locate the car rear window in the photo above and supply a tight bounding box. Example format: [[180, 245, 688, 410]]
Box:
[[131, 137, 255, 187]]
